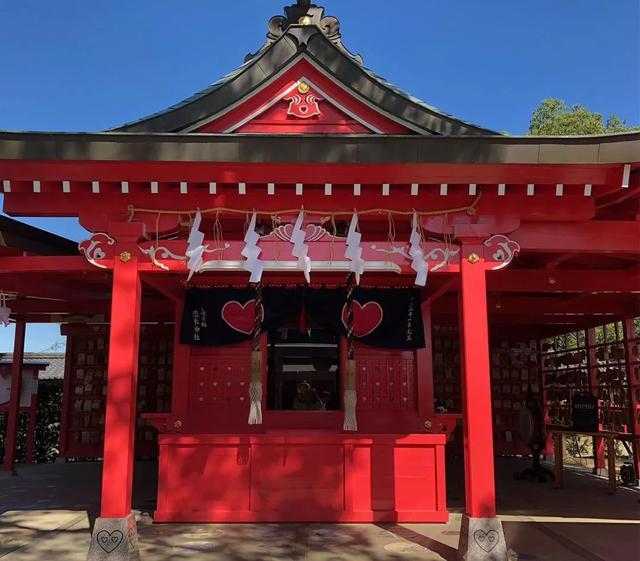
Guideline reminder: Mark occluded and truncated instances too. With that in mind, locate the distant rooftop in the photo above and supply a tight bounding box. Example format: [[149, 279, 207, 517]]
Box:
[[0, 352, 65, 380]]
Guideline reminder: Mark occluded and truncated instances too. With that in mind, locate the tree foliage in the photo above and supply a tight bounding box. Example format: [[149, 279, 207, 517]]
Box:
[[529, 98, 638, 135]]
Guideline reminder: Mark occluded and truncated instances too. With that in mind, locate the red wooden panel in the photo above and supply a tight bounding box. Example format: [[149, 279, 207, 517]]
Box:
[[196, 59, 410, 135], [394, 446, 437, 511], [187, 342, 252, 431], [251, 444, 344, 513], [236, 100, 371, 134], [356, 345, 417, 412], [154, 433, 448, 523], [157, 442, 251, 516]]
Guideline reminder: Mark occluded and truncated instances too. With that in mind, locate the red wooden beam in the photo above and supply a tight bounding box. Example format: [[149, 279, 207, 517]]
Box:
[[0, 159, 618, 185], [0, 255, 102, 273], [3, 192, 597, 225], [423, 276, 458, 304], [433, 294, 640, 316], [512, 221, 640, 254], [9, 297, 170, 315], [487, 269, 640, 293], [0, 277, 110, 301], [2, 321, 26, 474], [545, 253, 576, 269]]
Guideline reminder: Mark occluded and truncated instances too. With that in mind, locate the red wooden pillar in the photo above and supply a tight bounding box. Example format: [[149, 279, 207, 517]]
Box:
[[458, 247, 497, 518], [416, 295, 435, 422], [100, 254, 142, 518], [25, 402, 37, 464], [622, 318, 640, 481], [57, 333, 74, 461], [586, 328, 606, 473], [3, 320, 26, 474]]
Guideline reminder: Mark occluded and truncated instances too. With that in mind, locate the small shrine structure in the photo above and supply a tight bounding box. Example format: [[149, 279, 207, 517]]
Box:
[[0, 2, 638, 560]]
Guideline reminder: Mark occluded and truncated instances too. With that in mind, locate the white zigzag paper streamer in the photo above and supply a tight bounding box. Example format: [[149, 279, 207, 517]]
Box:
[[241, 211, 264, 283], [0, 307, 9, 327], [291, 210, 311, 283], [409, 211, 429, 286], [345, 212, 365, 284], [185, 209, 206, 281]]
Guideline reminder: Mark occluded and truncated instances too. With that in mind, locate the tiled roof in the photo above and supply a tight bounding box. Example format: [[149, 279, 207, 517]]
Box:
[[110, 6, 496, 136], [0, 352, 65, 380]]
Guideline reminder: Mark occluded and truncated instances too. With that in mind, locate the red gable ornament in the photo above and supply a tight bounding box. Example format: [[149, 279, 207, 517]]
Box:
[[284, 82, 323, 119]]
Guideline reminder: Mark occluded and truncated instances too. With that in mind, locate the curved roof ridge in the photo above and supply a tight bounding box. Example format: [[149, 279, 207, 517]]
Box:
[[110, 8, 497, 135], [107, 58, 256, 132]]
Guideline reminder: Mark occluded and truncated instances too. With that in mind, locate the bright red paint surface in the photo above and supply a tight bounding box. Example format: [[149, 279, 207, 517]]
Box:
[[194, 59, 410, 135], [154, 433, 447, 523], [2, 321, 26, 472], [100, 257, 142, 518], [459, 246, 498, 518]]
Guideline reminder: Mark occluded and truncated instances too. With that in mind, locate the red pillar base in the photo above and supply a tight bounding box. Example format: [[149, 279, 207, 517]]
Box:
[[457, 515, 509, 561], [87, 513, 140, 561]]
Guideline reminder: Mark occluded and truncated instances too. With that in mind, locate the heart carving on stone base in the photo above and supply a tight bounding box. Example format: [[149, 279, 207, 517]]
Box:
[[473, 529, 499, 553], [96, 530, 124, 554]]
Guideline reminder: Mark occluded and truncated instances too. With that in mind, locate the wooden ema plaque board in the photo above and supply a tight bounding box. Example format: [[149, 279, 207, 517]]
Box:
[[541, 321, 639, 435], [60, 324, 173, 458], [431, 323, 539, 455]]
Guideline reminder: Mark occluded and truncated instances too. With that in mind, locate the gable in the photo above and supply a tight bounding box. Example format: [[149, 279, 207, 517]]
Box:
[[192, 58, 412, 135], [111, 2, 496, 136]]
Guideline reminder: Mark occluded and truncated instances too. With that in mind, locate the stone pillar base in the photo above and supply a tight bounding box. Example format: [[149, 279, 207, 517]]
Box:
[[87, 513, 140, 561], [457, 515, 509, 561]]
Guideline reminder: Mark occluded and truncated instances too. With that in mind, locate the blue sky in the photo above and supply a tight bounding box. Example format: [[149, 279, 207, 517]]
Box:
[[1, 0, 639, 351]]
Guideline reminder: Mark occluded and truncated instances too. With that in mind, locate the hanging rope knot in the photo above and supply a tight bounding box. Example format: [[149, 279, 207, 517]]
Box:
[[248, 282, 264, 425], [343, 272, 358, 431]]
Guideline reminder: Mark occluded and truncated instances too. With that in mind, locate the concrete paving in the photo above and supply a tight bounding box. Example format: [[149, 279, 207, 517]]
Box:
[[1, 457, 638, 561]]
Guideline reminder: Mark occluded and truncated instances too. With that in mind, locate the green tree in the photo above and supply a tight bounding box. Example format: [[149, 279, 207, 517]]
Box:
[[529, 98, 638, 135]]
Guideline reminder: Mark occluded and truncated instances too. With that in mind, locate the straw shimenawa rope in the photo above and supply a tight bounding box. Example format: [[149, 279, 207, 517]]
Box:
[[127, 193, 481, 221]]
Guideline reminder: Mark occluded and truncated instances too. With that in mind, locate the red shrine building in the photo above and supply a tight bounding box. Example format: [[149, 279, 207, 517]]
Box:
[[1, 2, 638, 560]]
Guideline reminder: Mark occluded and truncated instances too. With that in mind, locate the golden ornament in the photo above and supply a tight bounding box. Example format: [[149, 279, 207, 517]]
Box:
[[119, 251, 132, 263], [467, 252, 481, 264], [297, 81, 310, 94]]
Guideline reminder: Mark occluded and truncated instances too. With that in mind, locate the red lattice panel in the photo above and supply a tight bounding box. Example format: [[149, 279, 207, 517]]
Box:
[[190, 354, 251, 409], [187, 343, 253, 431], [356, 348, 416, 412]]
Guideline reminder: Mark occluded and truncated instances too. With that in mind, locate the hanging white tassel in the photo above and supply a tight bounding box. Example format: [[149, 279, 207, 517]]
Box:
[[241, 211, 264, 283], [185, 209, 206, 281], [0, 292, 10, 327], [291, 210, 311, 283], [248, 349, 263, 425], [343, 357, 358, 431], [248, 381, 263, 425], [343, 389, 358, 431], [345, 212, 365, 284], [409, 211, 429, 286]]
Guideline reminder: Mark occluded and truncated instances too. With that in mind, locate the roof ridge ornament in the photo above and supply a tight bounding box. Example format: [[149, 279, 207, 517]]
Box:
[[245, 1, 363, 65]]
